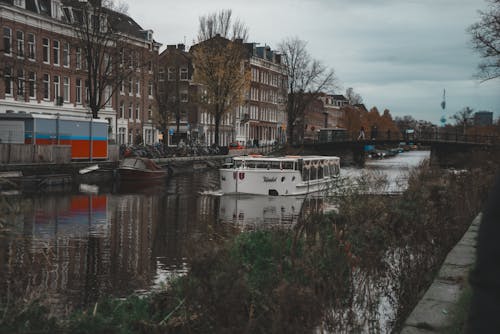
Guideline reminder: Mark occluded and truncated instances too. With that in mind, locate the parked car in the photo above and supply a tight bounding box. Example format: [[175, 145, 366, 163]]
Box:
[[229, 142, 245, 150]]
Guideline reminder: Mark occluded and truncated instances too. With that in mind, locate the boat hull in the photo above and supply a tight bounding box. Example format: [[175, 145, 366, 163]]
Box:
[[118, 168, 167, 182], [220, 168, 336, 196]]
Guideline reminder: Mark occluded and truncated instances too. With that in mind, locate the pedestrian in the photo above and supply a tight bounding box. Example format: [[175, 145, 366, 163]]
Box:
[[357, 126, 365, 140]]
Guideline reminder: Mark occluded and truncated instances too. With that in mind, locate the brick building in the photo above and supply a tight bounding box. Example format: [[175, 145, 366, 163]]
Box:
[[0, 0, 160, 145], [297, 93, 349, 143], [240, 44, 288, 147]]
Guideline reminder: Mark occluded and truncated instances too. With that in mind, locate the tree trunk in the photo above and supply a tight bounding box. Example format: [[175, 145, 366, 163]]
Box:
[[214, 109, 221, 146]]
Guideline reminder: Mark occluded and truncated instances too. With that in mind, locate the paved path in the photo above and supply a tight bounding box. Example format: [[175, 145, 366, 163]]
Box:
[[400, 214, 481, 333]]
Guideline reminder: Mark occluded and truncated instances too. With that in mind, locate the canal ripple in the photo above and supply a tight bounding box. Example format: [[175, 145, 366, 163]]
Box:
[[0, 150, 430, 316]]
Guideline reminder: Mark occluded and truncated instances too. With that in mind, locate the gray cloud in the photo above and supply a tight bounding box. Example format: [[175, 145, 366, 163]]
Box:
[[127, 0, 500, 123]]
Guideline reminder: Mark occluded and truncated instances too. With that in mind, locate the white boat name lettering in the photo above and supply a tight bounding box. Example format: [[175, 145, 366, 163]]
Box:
[[263, 176, 277, 182]]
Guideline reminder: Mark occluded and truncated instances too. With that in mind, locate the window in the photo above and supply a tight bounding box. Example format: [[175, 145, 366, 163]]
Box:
[[119, 101, 124, 118], [43, 74, 50, 100], [4, 67, 12, 95], [53, 75, 60, 101], [148, 105, 152, 120], [17, 69, 24, 97], [180, 90, 188, 103], [148, 80, 153, 97], [128, 103, 132, 118], [148, 60, 152, 72], [135, 105, 140, 119], [180, 67, 188, 80], [28, 71, 36, 98], [135, 79, 140, 96], [120, 80, 124, 94], [27, 33, 35, 60], [105, 85, 112, 106], [118, 127, 126, 145], [159, 68, 165, 82], [42, 38, 49, 63], [75, 47, 81, 69], [75, 78, 82, 104], [16, 31, 24, 58], [63, 43, 70, 67], [14, 0, 25, 8], [3, 27, 12, 56], [53, 40, 59, 65], [128, 77, 133, 95], [167, 67, 174, 81], [63, 77, 69, 102]]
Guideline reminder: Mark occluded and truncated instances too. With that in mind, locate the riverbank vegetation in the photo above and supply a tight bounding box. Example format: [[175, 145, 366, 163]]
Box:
[[0, 161, 496, 333]]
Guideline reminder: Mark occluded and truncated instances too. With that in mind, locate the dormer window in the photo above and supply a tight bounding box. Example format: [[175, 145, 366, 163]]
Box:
[[14, 0, 25, 9]]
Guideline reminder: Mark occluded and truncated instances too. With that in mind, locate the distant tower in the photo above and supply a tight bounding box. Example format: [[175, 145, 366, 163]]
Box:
[[440, 89, 446, 126]]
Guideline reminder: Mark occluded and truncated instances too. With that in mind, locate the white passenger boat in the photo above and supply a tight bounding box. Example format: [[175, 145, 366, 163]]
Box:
[[219, 155, 340, 196]]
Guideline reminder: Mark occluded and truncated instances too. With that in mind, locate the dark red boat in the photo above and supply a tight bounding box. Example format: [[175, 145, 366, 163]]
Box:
[[118, 157, 168, 182]]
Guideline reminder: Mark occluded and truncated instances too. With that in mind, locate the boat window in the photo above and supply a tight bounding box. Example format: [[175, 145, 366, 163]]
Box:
[[282, 161, 294, 170], [318, 163, 324, 179], [302, 167, 309, 181], [310, 165, 317, 180], [234, 160, 244, 168], [135, 160, 147, 169]]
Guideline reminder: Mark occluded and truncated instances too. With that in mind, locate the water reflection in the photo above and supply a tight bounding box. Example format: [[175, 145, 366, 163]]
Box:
[[0, 151, 430, 320]]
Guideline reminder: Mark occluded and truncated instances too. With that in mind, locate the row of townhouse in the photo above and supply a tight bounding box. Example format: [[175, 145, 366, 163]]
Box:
[[157, 39, 288, 148], [0, 0, 160, 146], [0, 0, 350, 148]]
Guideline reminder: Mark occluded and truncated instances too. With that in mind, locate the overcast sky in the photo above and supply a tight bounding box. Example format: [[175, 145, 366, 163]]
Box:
[[127, 0, 500, 125]]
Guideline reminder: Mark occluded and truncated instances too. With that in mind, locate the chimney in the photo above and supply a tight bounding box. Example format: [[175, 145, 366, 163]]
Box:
[[177, 44, 185, 51]]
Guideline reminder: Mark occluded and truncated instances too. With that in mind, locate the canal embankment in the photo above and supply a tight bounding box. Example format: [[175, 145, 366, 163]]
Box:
[[400, 213, 480, 333]]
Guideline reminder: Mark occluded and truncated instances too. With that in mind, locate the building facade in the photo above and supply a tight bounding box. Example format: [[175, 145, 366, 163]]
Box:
[[473, 111, 493, 126], [0, 0, 160, 146], [296, 93, 349, 143], [239, 44, 288, 147]]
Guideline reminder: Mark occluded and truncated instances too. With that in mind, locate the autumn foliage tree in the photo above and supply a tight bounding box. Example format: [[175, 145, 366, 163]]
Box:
[[191, 10, 250, 145]]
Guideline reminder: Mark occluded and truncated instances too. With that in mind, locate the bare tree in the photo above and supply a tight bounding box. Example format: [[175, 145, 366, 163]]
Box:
[[191, 37, 250, 145], [451, 106, 475, 134], [70, 0, 152, 118], [279, 37, 337, 144], [197, 9, 249, 42], [345, 87, 363, 105], [468, 0, 500, 81]]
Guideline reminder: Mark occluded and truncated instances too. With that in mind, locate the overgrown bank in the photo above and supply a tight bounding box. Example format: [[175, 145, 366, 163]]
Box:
[[0, 161, 496, 333]]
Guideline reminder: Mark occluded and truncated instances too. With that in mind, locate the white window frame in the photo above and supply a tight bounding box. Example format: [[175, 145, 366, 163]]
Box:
[[16, 30, 24, 58], [75, 78, 82, 104], [180, 67, 188, 80], [28, 71, 36, 99], [167, 67, 175, 81], [63, 42, 70, 67], [4, 67, 12, 96], [27, 33, 35, 60], [53, 75, 60, 101], [3, 27, 12, 56], [43, 74, 50, 100], [42, 37, 49, 63], [53, 40, 59, 66], [75, 47, 81, 69], [63, 76, 70, 102]]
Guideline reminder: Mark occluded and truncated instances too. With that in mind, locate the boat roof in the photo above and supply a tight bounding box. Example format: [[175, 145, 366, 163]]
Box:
[[232, 155, 339, 162]]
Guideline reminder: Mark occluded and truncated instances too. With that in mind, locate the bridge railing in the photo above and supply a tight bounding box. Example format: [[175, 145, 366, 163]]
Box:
[[418, 130, 499, 145]]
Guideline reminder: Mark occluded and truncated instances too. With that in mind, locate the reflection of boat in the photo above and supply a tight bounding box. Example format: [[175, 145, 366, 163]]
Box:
[[219, 155, 340, 196], [118, 157, 167, 182], [219, 194, 305, 226]]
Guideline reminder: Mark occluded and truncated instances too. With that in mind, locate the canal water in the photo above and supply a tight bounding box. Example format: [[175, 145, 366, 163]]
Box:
[[0, 151, 429, 318]]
